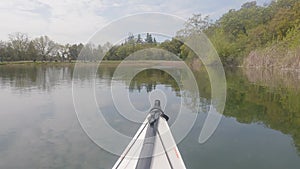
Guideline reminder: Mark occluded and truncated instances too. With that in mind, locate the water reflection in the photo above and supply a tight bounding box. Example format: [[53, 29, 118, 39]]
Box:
[[228, 68, 300, 152], [244, 68, 300, 89], [0, 64, 73, 92], [129, 69, 180, 93], [0, 64, 299, 169]]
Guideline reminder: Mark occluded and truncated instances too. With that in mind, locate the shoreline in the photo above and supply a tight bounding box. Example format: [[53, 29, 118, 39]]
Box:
[[0, 60, 186, 67], [2, 60, 300, 72]]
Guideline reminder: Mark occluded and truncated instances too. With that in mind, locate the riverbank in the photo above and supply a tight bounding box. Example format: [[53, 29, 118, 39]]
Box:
[[0, 61, 77, 66], [243, 44, 300, 70], [0, 61, 37, 65], [0, 60, 188, 67], [0, 60, 122, 66]]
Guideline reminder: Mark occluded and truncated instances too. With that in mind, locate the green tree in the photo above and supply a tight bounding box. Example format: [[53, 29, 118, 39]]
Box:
[[153, 38, 157, 44], [145, 33, 153, 43], [27, 41, 38, 61], [69, 43, 84, 60], [160, 38, 183, 57], [136, 34, 143, 44], [33, 35, 56, 61], [8, 32, 30, 61], [177, 13, 211, 37]]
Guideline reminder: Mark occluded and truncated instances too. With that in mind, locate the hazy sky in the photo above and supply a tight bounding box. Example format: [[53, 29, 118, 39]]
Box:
[[0, 0, 271, 44]]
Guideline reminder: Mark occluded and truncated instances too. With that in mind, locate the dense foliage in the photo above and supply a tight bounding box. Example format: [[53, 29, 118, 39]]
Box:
[[103, 33, 183, 60], [179, 0, 300, 65], [207, 0, 300, 65]]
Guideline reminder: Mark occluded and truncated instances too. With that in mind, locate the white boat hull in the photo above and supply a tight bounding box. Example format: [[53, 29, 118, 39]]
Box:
[[112, 110, 186, 169]]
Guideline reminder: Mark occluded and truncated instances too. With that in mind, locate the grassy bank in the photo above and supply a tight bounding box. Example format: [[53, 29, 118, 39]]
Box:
[[243, 44, 300, 70], [0, 60, 188, 67], [0, 61, 37, 65], [0, 60, 121, 66]]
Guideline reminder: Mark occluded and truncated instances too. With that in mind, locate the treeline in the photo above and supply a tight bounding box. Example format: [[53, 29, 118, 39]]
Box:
[[205, 0, 300, 65], [1, 0, 299, 65], [0, 32, 183, 62], [104, 33, 183, 60], [100, 0, 300, 64], [0, 33, 88, 62]]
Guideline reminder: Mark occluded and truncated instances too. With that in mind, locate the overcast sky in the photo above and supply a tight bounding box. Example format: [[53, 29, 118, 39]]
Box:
[[0, 0, 271, 44]]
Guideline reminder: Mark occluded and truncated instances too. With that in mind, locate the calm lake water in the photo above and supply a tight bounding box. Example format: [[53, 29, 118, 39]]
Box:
[[0, 63, 300, 169]]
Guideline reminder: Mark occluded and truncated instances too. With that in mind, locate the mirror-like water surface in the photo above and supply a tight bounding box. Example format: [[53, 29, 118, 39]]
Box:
[[0, 64, 300, 169]]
